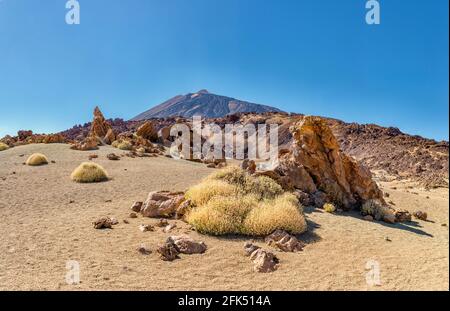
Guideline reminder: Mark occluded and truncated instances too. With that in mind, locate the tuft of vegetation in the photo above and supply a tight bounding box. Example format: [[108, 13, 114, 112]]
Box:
[[323, 203, 336, 213], [0, 142, 9, 151], [26, 153, 48, 166], [185, 166, 307, 236], [361, 199, 393, 221], [71, 162, 108, 183], [112, 140, 132, 150], [185, 180, 238, 207], [243, 193, 307, 236]]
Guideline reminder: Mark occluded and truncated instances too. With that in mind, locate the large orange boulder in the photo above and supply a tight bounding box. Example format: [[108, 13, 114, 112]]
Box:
[[264, 116, 385, 210], [136, 121, 158, 142]]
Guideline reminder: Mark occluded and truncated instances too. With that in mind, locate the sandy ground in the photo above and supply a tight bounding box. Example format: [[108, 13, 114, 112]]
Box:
[[0, 144, 448, 291]]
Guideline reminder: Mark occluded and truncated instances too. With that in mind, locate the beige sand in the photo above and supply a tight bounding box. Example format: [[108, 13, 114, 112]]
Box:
[[0, 144, 448, 290]]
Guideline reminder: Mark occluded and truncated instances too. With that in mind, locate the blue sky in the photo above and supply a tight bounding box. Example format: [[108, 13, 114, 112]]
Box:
[[0, 0, 448, 140]]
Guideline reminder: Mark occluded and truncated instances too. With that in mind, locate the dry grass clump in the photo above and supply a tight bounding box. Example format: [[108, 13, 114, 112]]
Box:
[[361, 199, 393, 221], [323, 203, 336, 213], [187, 195, 258, 235], [26, 153, 48, 166], [112, 140, 132, 150], [185, 180, 238, 206], [243, 193, 307, 235], [71, 162, 108, 183], [0, 142, 9, 151], [186, 166, 307, 236], [206, 166, 283, 200]]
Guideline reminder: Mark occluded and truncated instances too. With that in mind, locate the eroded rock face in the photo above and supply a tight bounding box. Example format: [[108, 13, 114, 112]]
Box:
[[141, 191, 185, 218], [264, 116, 385, 210], [81, 106, 116, 146], [136, 121, 158, 142], [168, 235, 207, 254], [70, 136, 99, 151], [265, 230, 304, 252]]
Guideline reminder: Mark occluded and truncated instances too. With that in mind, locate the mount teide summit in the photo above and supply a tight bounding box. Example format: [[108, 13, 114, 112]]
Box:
[[131, 90, 283, 120]]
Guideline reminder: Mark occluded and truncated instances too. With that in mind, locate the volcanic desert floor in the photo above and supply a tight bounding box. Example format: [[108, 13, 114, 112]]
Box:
[[0, 144, 448, 290]]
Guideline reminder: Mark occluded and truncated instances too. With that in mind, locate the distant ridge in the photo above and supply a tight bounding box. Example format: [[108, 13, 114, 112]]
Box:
[[131, 90, 283, 120]]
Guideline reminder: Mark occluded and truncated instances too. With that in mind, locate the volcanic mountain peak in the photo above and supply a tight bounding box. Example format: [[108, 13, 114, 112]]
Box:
[[131, 90, 283, 121]]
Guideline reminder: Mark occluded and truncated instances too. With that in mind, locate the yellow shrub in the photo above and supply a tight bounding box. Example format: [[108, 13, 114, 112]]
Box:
[[323, 203, 336, 213], [206, 165, 250, 187], [243, 193, 307, 235], [112, 140, 132, 150], [26, 153, 48, 166], [185, 167, 307, 236], [185, 180, 238, 206], [71, 162, 108, 183], [247, 175, 283, 200], [0, 142, 9, 151], [186, 195, 257, 235]]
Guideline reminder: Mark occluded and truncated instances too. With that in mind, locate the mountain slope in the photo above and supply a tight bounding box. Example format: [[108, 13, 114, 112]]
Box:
[[131, 90, 283, 120]]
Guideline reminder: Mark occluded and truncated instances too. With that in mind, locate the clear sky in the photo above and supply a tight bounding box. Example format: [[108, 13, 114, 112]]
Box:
[[0, 0, 448, 140]]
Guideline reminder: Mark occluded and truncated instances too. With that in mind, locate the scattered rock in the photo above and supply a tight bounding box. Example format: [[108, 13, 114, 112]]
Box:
[[88, 154, 98, 160], [413, 211, 428, 221], [139, 224, 154, 232], [250, 249, 279, 273], [395, 210, 412, 223], [130, 201, 143, 213], [244, 242, 261, 257], [265, 230, 304, 252], [137, 244, 152, 255], [363, 215, 374, 221], [168, 235, 207, 254], [123, 219, 129, 224], [110, 218, 119, 225], [385, 237, 392, 242], [157, 241, 180, 261], [107, 153, 120, 161], [93, 217, 114, 229], [129, 213, 138, 219], [163, 223, 177, 233], [156, 219, 169, 227], [141, 191, 185, 218]]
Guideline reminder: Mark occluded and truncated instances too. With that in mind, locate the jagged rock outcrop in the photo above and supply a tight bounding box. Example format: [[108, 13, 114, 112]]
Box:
[[261, 116, 385, 210], [136, 121, 158, 142], [90, 106, 116, 144]]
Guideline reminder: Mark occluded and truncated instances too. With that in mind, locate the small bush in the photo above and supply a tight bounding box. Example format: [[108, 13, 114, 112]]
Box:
[[186, 195, 257, 235], [361, 199, 393, 221], [243, 193, 307, 235], [0, 142, 9, 151], [71, 162, 108, 183], [323, 203, 336, 213], [112, 140, 132, 150], [185, 166, 307, 236], [185, 180, 238, 206], [26, 153, 48, 166], [248, 175, 284, 200]]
